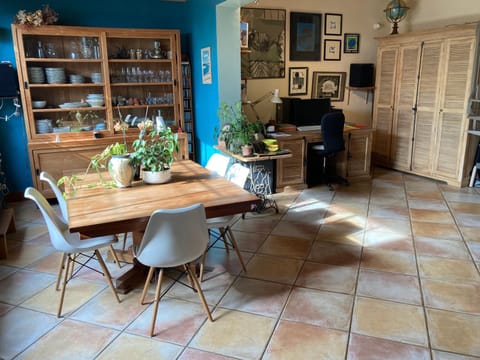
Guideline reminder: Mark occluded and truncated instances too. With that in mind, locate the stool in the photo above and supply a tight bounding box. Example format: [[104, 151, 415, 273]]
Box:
[[0, 208, 16, 259]]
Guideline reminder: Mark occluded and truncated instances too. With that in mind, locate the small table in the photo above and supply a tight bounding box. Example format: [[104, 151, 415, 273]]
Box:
[[214, 147, 292, 213]]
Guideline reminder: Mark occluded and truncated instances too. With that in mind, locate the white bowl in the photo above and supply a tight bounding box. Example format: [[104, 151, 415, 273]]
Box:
[[86, 99, 104, 107], [32, 100, 47, 109]]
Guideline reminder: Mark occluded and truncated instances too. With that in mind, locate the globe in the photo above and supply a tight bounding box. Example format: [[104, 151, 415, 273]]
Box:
[[384, 0, 409, 34]]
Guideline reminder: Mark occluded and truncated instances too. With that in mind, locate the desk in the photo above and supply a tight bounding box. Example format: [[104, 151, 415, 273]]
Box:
[[67, 160, 260, 292], [214, 147, 292, 212]]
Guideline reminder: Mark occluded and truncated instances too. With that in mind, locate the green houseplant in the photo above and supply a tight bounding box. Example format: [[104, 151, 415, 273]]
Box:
[[216, 102, 264, 155], [130, 120, 179, 184]]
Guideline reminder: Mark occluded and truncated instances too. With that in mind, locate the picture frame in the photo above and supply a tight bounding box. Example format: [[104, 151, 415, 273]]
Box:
[[288, 67, 309, 96], [201, 47, 212, 84], [240, 7, 286, 79], [324, 13, 342, 36], [344, 33, 360, 53], [312, 71, 346, 102], [240, 22, 249, 49], [323, 39, 341, 61], [289, 12, 322, 61]]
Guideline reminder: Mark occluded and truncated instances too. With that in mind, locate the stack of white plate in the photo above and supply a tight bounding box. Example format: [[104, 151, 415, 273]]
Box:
[[59, 102, 89, 109], [35, 119, 53, 134], [45, 67, 66, 84], [28, 67, 45, 84], [69, 74, 85, 84], [86, 93, 105, 107], [91, 72, 103, 83]]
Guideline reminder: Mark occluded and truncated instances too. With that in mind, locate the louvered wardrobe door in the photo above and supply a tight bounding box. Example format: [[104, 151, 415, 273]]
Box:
[[433, 37, 476, 182]]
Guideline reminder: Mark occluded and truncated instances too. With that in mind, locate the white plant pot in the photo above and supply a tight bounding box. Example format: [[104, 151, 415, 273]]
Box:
[[142, 169, 171, 184], [108, 155, 133, 188]]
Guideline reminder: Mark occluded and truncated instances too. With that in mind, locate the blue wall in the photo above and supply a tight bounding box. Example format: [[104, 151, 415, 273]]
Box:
[[0, 0, 225, 195]]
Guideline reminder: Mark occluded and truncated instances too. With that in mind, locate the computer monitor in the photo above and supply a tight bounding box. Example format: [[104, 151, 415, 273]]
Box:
[[291, 98, 332, 127]]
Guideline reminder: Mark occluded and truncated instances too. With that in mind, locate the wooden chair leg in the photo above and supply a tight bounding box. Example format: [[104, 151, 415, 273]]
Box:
[[56, 253, 67, 291], [199, 252, 206, 282], [219, 227, 230, 253], [141, 266, 155, 305], [186, 263, 213, 322], [227, 226, 247, 272], [94, 249, 120, 303], [121, 233, 128, 251], [109, 244, 122, 269], [57, 254, 72, 317], [150, 268, 163, 337]]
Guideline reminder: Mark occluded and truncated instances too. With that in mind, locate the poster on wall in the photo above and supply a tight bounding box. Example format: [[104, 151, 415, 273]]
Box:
[[240, 7, 286, 79], [312, 71, 346, 101], [201, 47, 212, 84], [289, 12, 321, 61]]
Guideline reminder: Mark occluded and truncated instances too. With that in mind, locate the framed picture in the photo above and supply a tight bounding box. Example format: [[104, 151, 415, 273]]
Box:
[[312, 71, 346, 102], [201, 47, 212, 84], [288, 67, 309, 95], [240, 22, 249, 49], [344, 33, 360, 53], [289, 12, 322, 61], [240, 8, 286, 79], [324, 13, 342, 36], [323, 39, 341, 61]]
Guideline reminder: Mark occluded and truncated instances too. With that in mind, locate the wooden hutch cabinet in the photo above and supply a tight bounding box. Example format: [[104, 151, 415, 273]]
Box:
[[372, 23, 480, 186], [12, 24, 188, 198]]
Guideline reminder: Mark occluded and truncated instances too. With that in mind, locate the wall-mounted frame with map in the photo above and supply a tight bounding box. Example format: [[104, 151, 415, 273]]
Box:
[[240, 7, 286, 79], [289, 12, 322, 61]]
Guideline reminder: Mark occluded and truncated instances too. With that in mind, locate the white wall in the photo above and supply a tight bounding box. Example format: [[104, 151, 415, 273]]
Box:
[[241, 0, 480, 126]]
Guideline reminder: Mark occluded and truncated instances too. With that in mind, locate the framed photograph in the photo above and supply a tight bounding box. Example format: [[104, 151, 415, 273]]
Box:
[[201, 47, 212, 84], [323, 39, 341, 61], [288, 67, 309, 96], [289, 12, 322, 61], [312, 71, 346, 102], [344, 33, 360, 53], [240, 22, 249, 49], [240, 8, 286, 79], [324, 13, 342, 36]]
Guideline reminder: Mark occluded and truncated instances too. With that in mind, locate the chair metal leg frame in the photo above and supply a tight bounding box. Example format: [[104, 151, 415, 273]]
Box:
[[141, 264, 213, 337], [56, 250, 120, 317]]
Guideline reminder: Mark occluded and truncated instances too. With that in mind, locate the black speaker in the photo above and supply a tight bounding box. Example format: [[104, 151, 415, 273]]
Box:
[[349, 63, 374, 87]]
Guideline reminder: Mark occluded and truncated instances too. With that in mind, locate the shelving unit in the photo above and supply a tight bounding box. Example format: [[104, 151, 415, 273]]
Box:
[[181, 60, 195, 160], [12, 24, 189, 198]]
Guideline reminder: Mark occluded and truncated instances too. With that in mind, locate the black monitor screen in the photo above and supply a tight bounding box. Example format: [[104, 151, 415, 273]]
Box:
[[291, 98, 331, 127]]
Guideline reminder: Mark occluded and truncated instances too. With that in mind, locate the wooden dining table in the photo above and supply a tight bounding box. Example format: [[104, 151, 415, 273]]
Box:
[[67, 160, 260, 292]]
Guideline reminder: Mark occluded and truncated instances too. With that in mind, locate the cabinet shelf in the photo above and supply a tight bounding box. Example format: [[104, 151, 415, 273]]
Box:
[[33, 107, 106, 113], [28, 83, 104, 88], [116, 104, 173, 110], [26, 58, 102, 63], [110, 82, 172, 86], [108, 59, 171, 63]]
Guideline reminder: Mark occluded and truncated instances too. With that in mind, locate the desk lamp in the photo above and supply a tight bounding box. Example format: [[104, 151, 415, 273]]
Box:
[[243, 88, 282, 121]]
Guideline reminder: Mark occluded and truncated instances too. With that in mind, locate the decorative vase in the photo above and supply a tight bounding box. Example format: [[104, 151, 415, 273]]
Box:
[[241, 144, 253, 157], [142, 168, 171, 184], [108, 155, 134, 188]]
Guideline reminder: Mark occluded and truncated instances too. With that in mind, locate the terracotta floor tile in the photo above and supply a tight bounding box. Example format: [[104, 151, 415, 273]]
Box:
[[296, 261, 357, 294], [408, 199, 449, 211], [427, 308, 480, 357], [189, 308, 275, 359], [179, 348, 237, 360], [231, 230, 268, 252], [368, 205, 410, 220], [459, 226, 480, 242], [466, 241, 480, 261], [409, 208, 455, 224], [219, 277, 291, 318], [97, 332, 182, 359], [352, 297, 428, 346], [411, 222, 462, 241], [264, 320, 348, 360], [449, 202, 480, 215], [364, 230, 414, 252], [415, 237, 470, 259], [453, 213, 480, 227], [17, 319, 118, 359], [271, 220, 319, 241], [232, 216, 279, 234], [422, 279, 480, 314], [347, 333, 430, 360], [258, 234, 312, 259], [417, 256, 480, 282], [0, 302, 13, 316], [315, 221, 365, 246], [407, 191, 444, 201], [361, 248, 417, 275], [245, 254, 303, 285], [282, 287, 353, 330], [432, 350, 480, 359], [308, 241, 361, 267], [0, 264, 17, 280], [0, 243, 55, 268], [0, 269, 55, 305], [357, 269, 421, 305], [442, 192, 480, 204]]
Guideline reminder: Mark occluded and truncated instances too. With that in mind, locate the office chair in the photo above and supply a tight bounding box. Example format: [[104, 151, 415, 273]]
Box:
[[24, 187, 121, 317], [134, 203, 213, 336], [307, 111, 349, 191]]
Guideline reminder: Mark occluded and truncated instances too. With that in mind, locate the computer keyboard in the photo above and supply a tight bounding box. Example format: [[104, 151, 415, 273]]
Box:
[[296, 125, 321, 131]]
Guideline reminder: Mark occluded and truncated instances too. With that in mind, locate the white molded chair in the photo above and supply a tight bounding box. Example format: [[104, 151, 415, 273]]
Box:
[[40, 171, 122, 270], [134, 203, 213, 337], [24, 187, 121, 317], [205, 153, 231, 177], [200, 163, 249, 280]]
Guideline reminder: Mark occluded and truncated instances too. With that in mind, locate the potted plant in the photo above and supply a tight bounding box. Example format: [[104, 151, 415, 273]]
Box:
[[216, 102, 264, 155], [130, 120, 179, 184]]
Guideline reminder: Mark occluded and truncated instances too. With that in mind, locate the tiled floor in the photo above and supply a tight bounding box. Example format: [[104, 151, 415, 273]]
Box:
[[1, 167, 479, 359]]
